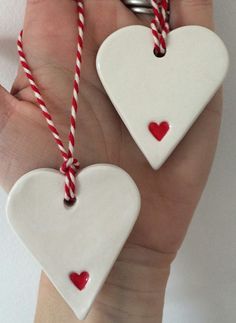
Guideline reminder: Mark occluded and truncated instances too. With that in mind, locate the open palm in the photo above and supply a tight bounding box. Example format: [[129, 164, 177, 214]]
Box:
[[0, 0, 220, 321]]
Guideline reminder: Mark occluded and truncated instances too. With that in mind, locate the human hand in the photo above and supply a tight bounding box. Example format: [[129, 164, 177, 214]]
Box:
[[0, 1, 220, 322]]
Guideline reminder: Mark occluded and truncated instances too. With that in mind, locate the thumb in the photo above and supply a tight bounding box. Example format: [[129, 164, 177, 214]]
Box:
[[0, 85, 18, 131]]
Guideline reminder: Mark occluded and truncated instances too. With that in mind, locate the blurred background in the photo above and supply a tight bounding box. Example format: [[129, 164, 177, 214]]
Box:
[[0, 1, 235, 322]]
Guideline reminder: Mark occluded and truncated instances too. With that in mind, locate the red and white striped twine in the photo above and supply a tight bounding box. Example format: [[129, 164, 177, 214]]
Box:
[[151, 0, 170, 56], [17, 0, 85, 204], [17, 0, 168, 202]]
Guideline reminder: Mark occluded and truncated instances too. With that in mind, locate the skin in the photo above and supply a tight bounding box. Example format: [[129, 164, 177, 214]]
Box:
[[0, 0, 221, 322]]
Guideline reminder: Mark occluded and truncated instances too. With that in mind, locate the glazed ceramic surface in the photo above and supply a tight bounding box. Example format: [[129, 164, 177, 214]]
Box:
[[97, 25, 229, 169], [6, 165, 141, 320]]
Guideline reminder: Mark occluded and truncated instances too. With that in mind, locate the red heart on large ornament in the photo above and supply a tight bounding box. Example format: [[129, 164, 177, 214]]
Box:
[[148, 121, 170, 141], [69, 271, 90, 291]]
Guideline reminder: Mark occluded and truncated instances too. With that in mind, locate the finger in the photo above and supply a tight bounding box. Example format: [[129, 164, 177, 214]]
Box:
[[171, 0, 214, 29], [13, 0, 79, 102], [22, 0, 78, 66], [163, 0, 222, 187], [120, 0, 213, 31], [86, 0, 141, 48], [24, 0, 77, 36], [0, 85, 18, 130]]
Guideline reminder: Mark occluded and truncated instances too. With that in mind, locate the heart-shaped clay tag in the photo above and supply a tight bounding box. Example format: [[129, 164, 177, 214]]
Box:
[[6, 164, 140, 320], [96, 25, 229, 169]]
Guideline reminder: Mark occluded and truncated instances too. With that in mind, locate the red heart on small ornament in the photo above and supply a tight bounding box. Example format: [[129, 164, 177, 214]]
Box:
[[148, 121, 170, 141], [69, 271, 90, 291]]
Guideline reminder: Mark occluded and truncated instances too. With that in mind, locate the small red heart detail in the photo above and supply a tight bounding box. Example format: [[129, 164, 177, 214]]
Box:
[[69, 271, 90, 291], [148, 121, 170, 141]]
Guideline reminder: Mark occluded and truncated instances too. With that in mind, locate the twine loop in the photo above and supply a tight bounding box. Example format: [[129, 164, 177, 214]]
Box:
[[17, 0, 85, 204], [60, 156, 80, 203], [151, 0, 170, 56]]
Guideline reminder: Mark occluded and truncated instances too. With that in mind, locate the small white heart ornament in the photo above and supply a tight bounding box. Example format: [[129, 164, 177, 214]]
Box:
[[96, 25, 229, 169], [6, 164, 141, 320]]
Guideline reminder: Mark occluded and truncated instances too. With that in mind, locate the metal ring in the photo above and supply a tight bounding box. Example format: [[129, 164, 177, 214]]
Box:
[[122, 0, 156, 15], [122, 0, 170, 18], [122, 0, 152, 7], [128, 7, 154, 14]]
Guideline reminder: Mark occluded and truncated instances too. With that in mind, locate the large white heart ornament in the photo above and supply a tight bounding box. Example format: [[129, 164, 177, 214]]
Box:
[[96, 25, 229, 169], [6, 164, 141, 320]]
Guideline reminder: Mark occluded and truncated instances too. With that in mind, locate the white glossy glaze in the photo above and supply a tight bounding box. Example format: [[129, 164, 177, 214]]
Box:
[[6, 165, 141, 320], [97, 25, 229, 169]]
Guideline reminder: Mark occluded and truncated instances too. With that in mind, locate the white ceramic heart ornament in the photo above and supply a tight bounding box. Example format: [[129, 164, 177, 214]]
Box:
[[96, 25, 229, 169], [6, 164, 141, 320]]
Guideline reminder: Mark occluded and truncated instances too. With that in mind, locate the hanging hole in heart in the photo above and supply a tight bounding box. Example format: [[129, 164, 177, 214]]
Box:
[[64, 198, 77, 208], [153, 48, 166, 58]]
